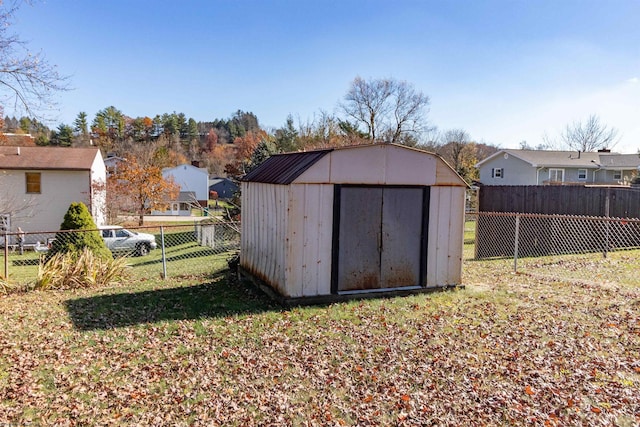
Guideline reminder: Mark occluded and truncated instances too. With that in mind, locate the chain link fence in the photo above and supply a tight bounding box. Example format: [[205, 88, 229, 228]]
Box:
[[467, 212, 640, 286], [4, 212, 637, 290], [0, 221, 240, 286]]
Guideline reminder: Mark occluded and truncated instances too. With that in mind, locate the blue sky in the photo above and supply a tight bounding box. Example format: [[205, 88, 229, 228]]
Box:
[[9, 0, 640, 152]]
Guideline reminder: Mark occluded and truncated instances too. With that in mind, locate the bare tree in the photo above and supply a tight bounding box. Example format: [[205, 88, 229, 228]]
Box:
[[440, 129, 470, 173], [340, 76, 431, 145], [544, 114, 619, 152], [0, 1, 69, 116]]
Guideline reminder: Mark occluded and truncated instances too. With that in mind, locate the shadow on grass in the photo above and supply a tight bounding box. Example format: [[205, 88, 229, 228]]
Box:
[[64, 271, 281, 331]]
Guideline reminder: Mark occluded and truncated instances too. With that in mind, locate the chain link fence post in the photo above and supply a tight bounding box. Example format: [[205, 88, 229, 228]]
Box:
[[513, 214, 520, 273], [3, 229, 8, 278], [160, 226, 167, 280]]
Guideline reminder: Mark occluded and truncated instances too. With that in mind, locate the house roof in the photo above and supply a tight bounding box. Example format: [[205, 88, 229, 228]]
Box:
[[177, 191, 197, 202], [0, 146, 100, 170], [163, 163, 208, 174], [242, 149, 333, 184], [597, 153, 640, 169], [476, 149, 640, 170]]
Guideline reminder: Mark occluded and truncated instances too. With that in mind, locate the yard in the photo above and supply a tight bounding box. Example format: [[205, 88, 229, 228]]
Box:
[[0, 244, 638, 424]]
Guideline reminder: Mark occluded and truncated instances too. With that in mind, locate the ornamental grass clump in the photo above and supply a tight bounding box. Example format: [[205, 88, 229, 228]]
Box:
[[0, 275, 12, 294], [35, 248, 129, 290]]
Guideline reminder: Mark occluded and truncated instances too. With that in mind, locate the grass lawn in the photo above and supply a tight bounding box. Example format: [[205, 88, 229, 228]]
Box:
[[0, 252, 638, 424]]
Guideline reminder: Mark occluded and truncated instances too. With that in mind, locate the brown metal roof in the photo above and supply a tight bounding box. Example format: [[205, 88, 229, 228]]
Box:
[[0, 146, 100, 170], [242, 149, 333, 184]]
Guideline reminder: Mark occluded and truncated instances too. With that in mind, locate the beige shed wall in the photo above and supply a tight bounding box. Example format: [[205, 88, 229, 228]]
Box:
[[285, 184, 334, 298], [240, 182, 289, 295], [426, 186, 465, 287]]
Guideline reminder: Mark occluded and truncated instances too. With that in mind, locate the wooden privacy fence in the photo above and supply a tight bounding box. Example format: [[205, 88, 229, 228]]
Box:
[[478, 185, 640, 218]]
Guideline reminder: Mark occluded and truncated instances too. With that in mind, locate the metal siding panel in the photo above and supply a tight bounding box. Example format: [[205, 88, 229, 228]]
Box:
[[294, 155, 331, 184], [426, 187, 440, 287], [447, 187, 465, 285], [241, 183, 289, 295], [273, 185, 287, 294], [384, 147, 438, 186], [329, 147, 386, 184], [337, 187, 383, 290], [286, 185, 305, 297], [315, 186, 334, 295], [435, 188, 453, 286], [301, 185, 317, 296], [380, 188, 423, 287]]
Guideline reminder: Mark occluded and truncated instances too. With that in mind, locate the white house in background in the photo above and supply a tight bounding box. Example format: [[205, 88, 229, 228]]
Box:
[[103, 153, 126, 176], [476, 149, 640, 186], [0, 146, 106, 243], [160, 163, 209, 214], [151, 191, 196, 216]]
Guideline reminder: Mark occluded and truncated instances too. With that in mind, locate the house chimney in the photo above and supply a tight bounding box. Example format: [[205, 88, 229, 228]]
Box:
[[17, 147, 20, 156], [191, 160, 201, 168], [598, 148, 611, 153]]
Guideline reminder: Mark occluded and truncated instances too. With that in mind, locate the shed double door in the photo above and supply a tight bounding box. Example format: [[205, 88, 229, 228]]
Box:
[[333, 186, 428, 292]]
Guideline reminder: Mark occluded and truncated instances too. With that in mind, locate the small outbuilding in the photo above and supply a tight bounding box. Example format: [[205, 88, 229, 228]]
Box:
[[240, 143, 468, 304]]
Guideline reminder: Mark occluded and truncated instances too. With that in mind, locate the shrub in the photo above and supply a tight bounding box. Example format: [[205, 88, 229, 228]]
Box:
[[47, 202, 112, 261], [35, 248, 129, 290]]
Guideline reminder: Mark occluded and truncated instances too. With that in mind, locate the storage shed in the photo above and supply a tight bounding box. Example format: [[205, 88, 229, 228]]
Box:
[[240, 143, 468, 304]]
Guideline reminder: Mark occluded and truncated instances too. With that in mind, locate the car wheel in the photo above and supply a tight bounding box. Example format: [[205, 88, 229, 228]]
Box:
[[137, 243, 150, 256]]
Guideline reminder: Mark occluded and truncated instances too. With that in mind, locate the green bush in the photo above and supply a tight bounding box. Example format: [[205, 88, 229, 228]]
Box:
[[47, 202, 112, 261]]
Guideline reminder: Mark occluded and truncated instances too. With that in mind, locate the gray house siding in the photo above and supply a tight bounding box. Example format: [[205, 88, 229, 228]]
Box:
[[477, 149, 640, 186], [539, 167, 593, 184], [478, 154, 537, 185]]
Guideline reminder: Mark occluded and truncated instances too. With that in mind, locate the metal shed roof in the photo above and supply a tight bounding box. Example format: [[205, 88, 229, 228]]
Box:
[[242, 149, 332, 184]]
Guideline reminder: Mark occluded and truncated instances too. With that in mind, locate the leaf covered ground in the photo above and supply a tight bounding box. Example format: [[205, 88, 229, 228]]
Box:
[[0, 260, 638, 426]]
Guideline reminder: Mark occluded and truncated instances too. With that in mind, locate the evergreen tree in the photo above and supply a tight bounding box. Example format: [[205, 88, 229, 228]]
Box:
[[187, 118, 199, 142], [53, 124, 74, 146], [19, 117, 31, 133], [274, 115, 299, 152], [74, 112, 89, 136], [248, 139, 277, 172], [48, 202, 112, 261]]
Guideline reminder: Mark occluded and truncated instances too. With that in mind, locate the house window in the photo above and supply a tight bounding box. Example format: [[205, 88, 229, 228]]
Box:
[[549, 168, 565, 182], [25, 172, 41, 194], [0, 215, 9, 234], [613, 170, 622, 180], [578, 169, 587, 180], [491, 168, 503, 178]]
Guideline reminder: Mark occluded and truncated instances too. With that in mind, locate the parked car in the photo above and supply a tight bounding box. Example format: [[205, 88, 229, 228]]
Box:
[[99, 226, 157, 256]]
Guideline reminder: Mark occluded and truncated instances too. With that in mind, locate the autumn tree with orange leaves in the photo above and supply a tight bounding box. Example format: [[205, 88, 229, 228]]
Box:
[[226, 129, 269, 176], [108, 156, 179, 225]]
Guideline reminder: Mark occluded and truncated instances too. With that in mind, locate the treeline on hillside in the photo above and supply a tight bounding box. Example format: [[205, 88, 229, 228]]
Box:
[[1, 108, 499, 184], [0, 77, 502, 184]]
